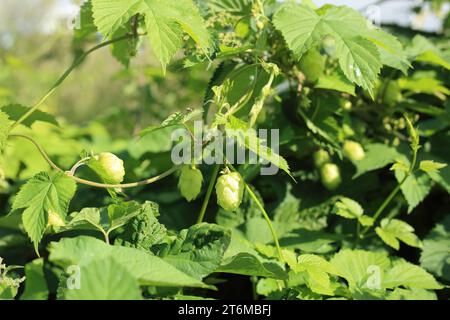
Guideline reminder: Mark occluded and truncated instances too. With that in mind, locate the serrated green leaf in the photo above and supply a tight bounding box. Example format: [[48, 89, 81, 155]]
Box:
[[12, 172, 77, 253], [406, 35, 450, 70], [330, 249, 390, 289], [315, 73, 355, 95], [333, 197, 373, 226], [419, 160, 447, 173], [162, 223, 231, 280], [140, 109, 202, 136], [218, 230, 287, 279], [354, 143, 404, 178], [0, 111, 11, 154], [366, 28, 410, 74], [395, 170, 433, 213], [20, 258, 48, 300], [375, 218, 422, 250], [420, 216, 450, 281], [273, 4, 383, 93], [49, 236, 211, 288], [73, 0, 97, 42], [225, 116, 292, 177], [383, 260, 443, 290], [1, 104, 58, 128], [207, 0, 252, 15], [61, 257, 142, 300], [91, 0, 212, 70], [387, 288, 437, 300]]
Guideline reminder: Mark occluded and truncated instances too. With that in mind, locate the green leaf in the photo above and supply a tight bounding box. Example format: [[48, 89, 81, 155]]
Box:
[[332, 197, 373, 226], [375, 218, 422, 250], [218, 230, 287, 279], [91, 0, 212, 70], [162, 223, 231, 280], [115, 201, 168, 251], [12, 172, 77, 253], [353, 143, 403, 178], [406, 35, 450, 70], [419, 160, 447, 173], [383, 260, 443, 290], [420, 216, 450, 281], [315, 73, 355, 95], [20, 258, 48, 300], [67, 207, 103, 232], [110, 24, 140, 67], [289, 254, 337, 295], [387, 288, 437, 300], [366, 29, 410, 74], [73, 0, 97, 42], [395, 170, 433, 213], [0, 111, 11, 154], [225, 116, 292, 177], [1, 104, 58, 128], [279, 229, 343, 253], [207, 0, 252, 15], [49, 236, 211, 288], [140, 109, 202, 136], [273, 4, 383, 94], [61, 257, 142, 300], [399, 77, 450, 99], [330, 249, 390, 289]]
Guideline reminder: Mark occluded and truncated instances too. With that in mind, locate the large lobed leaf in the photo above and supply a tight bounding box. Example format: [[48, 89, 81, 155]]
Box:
[[91, 0, 212, 70], [273, 4, 408, 95], [12, 172, 77, 253]]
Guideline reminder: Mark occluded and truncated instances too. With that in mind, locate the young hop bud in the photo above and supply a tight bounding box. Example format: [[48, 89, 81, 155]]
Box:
[[313, 149, 331, 169], [96, 152, 125, 183], [47, 210, 65, 227], [320, 163, 341, 191], [178, 166, 203, 202], [343, 140, 365, 161], [216, 172, 244, 212]]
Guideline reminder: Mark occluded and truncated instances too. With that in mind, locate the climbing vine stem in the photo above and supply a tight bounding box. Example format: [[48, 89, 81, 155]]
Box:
[[8, 134, 179, 189], [10, 33, 143, 130]]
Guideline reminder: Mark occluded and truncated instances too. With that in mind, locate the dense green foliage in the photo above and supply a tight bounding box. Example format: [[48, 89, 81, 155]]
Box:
[[0, 0, 449, 300]]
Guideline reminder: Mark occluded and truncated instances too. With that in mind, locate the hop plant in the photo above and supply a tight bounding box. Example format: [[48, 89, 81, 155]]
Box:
[[178, 165, 203, 202], [95, 152, 125, 183], [320, 163, 341, 191], [216, 172, 244, 212], [343, 140, 365, 161], [313, 149, 331, 169], [47, 210, 65, 227]]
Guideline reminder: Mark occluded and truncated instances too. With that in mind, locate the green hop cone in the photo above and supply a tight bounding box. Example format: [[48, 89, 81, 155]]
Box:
[[313, 149, 331, 169], [342, 140, 365, 161], [320, 163, 341, 191], [47, 210, 65, 227], [178, 165, 203, 202], [96, 152, 125, 183], [216, 172, 244, 212]]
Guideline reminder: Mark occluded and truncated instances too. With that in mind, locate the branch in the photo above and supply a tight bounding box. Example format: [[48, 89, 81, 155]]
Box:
[[8, 134, 179, 189], [10, 33, 144, 130]]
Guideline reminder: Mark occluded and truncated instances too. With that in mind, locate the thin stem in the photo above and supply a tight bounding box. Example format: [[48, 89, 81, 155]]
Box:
[[360, 178, 406, 238], [10, 33, 139, 130], [245, 184, 284, 264], [360, 143, 419, 238], [68, 157, 91, 176], [197, 164, 221, 224], [9, 134, 62, 172], [8, 134, 179, 189]]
